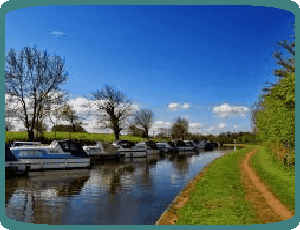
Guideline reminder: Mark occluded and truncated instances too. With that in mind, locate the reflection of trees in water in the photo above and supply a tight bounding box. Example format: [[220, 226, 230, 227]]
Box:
[[5, 176, 20, 205], [57, 176, 90, 196], [171, 155, 189, 176], [5, 171, 91, 224]]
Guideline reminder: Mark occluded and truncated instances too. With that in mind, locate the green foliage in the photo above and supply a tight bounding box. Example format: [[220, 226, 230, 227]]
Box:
[[255, 22, 295, 166], [256, 72, 295, 157]]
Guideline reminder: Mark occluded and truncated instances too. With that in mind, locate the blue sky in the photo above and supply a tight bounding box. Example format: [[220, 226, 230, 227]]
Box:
[[5, 5, 295, 135]]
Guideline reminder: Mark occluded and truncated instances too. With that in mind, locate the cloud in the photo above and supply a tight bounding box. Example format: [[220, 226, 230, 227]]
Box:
[[204, 126, 215, 132], [169, 103, 180, 110], [50, 31, 67, 35], [218, 123, 227, 129], [182, 103, 189, 109], [212, 103, 249, 118], [168, 102, 190, 110]]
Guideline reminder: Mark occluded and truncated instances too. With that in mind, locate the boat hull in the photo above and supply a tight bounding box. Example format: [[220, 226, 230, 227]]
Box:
[[5, 158, 90, 172]]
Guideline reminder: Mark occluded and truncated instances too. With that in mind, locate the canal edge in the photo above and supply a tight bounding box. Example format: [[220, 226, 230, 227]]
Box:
[[155, 151, 232, 225]]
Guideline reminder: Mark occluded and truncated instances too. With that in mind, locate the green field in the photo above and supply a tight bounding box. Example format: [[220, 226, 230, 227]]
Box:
[[175, 146, 264, 225], [250, 146, 295, 213], [5, 131, 169, 144]]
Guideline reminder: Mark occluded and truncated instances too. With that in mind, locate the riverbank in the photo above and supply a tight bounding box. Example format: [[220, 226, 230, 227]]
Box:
[[156, 145, 294, 225], [156, 146, 258, 225]]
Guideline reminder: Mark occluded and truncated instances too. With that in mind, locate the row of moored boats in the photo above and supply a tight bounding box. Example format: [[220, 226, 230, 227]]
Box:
[[5, 139, 216, 174]]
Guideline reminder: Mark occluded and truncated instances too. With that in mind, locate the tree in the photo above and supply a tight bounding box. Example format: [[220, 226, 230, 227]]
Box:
[[5, 120, 14, 131], [128, 124, 144, 137], [272, 22, 295, 78], [5, 47, 68, 141], [171, 117, 189, 140], [61, 104, 85, 139], [91, 85, 133, 140], [51, 124, 87, 132], [133, 109, 154, 138], [255, 22, 295, 166], [47, 92, 67, 139]]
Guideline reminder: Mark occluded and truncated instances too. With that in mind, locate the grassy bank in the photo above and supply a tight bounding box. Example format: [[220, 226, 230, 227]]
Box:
[[174, 146, 264, 225], [5, 131, 169, 144], [250, 146, 295, 213]]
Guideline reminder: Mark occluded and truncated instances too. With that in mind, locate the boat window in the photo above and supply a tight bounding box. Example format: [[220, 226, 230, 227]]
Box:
[[70, 143, 77, 151], [62, 143, 69, 150], [18, 150, 46, 158]]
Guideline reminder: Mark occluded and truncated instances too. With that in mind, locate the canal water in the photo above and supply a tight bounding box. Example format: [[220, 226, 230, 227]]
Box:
[[5, 146, 239, 225]]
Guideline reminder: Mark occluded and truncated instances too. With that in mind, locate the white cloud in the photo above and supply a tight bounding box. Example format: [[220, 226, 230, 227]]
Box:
[[234, 124, 238, 129], [204, 126, 215, 132], [50, 31, 67, 35], [168, 102, 190, 110], [169, 103, 180, 110], [182, 103, 189, 109], [218, 123, 227, 129], [212, 103, 249, 118]]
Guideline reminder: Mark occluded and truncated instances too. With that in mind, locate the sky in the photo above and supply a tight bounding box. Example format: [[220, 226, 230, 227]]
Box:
[[5, 5, 295, 136]]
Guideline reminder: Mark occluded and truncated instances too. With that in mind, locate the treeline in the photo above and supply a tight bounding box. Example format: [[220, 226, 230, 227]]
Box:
[[51, 124, 87, 132], [251, 22, 295, 167]]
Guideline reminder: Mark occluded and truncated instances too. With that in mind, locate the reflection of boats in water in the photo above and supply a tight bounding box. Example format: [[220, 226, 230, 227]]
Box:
[[5, 168, 91, 205], [7, 140, 90, 174]]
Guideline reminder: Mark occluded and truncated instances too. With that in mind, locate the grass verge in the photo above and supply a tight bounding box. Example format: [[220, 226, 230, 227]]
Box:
[[250, 146, 295, 213], [5, 131, 169, 144], [175, 146, 264, 225]]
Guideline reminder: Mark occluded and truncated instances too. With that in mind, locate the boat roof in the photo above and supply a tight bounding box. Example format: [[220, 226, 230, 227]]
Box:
[[11, 142, 42, 146]]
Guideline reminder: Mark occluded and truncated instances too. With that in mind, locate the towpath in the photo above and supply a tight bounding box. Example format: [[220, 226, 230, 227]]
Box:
[[239, 147, 294, 223]]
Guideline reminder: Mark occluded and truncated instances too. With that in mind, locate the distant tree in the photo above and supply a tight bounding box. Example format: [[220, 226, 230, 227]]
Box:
[[61, 104, 85, 135], [91, 85, 133, 140], [171, 117, 189, 140], [46, 92, 67, 139], [5, 47, 68, 140], [52, 124, 87, 132], [133, 109, 154, 138], [128, 124, 143, 137]]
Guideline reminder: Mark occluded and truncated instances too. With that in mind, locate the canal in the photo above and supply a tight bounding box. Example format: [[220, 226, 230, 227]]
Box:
[[5, 146, 239, 225]]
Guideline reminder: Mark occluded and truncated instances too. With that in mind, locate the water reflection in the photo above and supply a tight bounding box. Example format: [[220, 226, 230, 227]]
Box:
[[6, 147, 237, 224]]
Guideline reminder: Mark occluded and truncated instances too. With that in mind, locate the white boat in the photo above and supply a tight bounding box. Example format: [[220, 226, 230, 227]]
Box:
[[113, 140, 147, 158], [168, 141, 195, 152], [83, 142, 119, 160], [155, 142, 171, 153], [198, 141, 206, 148], [8, 140, 90, 172], [11, 142, 42, 147], [135, 142, 160, 155]]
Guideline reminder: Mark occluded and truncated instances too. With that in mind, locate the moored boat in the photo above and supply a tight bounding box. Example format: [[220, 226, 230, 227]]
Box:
[[155, 142, 171, 153], [135, 141, 160, 155], [8, 139, 90, 173], [82, 142, 117, 160], [113, 140, 147, 158]]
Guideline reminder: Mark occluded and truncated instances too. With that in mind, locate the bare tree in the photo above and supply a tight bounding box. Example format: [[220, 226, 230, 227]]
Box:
[[5, 47, 68, 140], [133, 109, 153, 138], [171, 117, 189, 140], [91, 85, 133, 140]]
